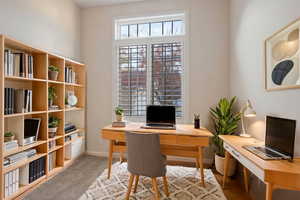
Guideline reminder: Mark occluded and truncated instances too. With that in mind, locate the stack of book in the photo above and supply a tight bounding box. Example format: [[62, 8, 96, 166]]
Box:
[[64, 122, 77, 133], [4, 140, 19, 152], [112, 121, 127, 127], [4, 88, 33, 114], [4, 49, 34, 78], [65, 67, 76, 84], [4, 168, 19, 198], [48, 152, 57, 171], [29, 157, 46, 183], [4, 152, 27, 167]]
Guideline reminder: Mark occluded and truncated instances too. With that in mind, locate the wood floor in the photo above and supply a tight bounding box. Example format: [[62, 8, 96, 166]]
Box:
[[25, 155, 252, 200]]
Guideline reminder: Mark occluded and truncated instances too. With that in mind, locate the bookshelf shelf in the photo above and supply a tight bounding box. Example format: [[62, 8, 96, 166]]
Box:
[[0, 35, 86, 199], [48, 135, 63, 142], [64, 128, 85, 137], [4, 76, 47, 83], [3, 141, 47, 157], [4, 111, 47, 118], [64, 107, 84, 112], [3, 153, 47, 174], [48, 145, 63, 153]]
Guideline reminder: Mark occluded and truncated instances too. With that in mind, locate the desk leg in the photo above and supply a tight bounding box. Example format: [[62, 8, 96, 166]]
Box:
[[222, 150, 230, 188], [266, 183, 273, 200], [107, 140, 113, 179], [243, 167, 249, 192], [198, 147, 205, 187]]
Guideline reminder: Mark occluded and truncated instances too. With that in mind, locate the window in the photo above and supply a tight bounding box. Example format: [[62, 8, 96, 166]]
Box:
[[115, 14, 186, 118]]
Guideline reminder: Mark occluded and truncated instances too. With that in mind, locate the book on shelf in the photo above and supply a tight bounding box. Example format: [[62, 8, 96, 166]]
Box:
[[4, 168, 19, 198], [48, 152, 57, 172], [4, 49, 34, 78], [65, 66, 76, 84], [5, 88, 32, 115], [4, 140, 19, 151], [28, 156, 45, 184]]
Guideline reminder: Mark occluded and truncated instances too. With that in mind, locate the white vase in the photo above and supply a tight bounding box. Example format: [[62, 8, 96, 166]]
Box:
[[116, 114, 123, 122], [215, 154, 237, 176]]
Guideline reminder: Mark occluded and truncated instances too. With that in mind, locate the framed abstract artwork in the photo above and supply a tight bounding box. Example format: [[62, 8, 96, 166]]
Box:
[[265, 18, 300, 91]]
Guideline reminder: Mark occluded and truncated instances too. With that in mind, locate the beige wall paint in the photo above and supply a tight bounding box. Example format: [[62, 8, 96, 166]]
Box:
[[81, 0, 230, 156], [230, 0, 300, 199], [0, 0, 81, 60]]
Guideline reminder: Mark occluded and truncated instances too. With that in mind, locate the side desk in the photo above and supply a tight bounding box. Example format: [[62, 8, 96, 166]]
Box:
[[101, 123, 213, 186], [220, 135, 300, 200]]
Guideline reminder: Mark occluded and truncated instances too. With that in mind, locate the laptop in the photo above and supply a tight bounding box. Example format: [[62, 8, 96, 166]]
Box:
[[243, 116, 296, 160], [141, 105, 176, 130]]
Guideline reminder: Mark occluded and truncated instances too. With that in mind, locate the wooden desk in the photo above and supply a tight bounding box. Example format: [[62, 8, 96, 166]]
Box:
[[220, 135, 300, 200], [101, 123, 213, 186]]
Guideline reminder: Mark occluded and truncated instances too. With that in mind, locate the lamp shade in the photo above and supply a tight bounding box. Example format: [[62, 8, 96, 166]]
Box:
[[244, 108, 256, 117], [244, 100, 256, 117]]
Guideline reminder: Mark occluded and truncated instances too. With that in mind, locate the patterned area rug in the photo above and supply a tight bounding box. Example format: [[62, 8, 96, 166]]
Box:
[[79, 163, 227, 200]]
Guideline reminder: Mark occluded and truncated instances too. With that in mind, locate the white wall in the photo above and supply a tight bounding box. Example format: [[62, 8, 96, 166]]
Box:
[[0, 0, 81, 60], [230, 0, 300, 199], [81, 0, 230, 156]]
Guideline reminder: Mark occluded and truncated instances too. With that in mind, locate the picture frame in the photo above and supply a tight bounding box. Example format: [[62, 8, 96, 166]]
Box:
[[265, 18, 300, 91]]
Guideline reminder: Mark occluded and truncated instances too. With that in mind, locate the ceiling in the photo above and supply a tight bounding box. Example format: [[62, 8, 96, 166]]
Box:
[[74, 0, 147, 8]]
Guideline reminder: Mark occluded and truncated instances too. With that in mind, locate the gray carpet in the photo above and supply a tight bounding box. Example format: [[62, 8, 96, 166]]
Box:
[[25, 155, 111, 200]]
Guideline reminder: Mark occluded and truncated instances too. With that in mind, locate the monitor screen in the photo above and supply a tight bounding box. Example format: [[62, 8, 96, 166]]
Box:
[[265, 116, 296, 159], [24, 118, 41, 139], [146, 105, 176, 125]]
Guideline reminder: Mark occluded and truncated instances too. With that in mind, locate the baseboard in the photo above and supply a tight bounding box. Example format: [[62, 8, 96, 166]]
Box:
[[86, 151, 213, 165]]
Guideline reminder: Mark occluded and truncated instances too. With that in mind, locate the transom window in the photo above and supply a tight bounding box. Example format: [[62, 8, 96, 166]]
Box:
[[114, 13, 186, 119]]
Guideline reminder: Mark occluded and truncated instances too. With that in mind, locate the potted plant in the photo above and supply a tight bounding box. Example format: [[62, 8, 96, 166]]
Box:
[[48, 86, 57, 107], [210, 96, 241, 176], [115, 107, 124, 122], [4, 132, 15, 142], [48, 65, 59, 81], [48, 116, 60, 138]]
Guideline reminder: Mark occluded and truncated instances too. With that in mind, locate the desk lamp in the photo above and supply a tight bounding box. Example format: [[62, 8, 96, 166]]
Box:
[[240, 100, 256, 138]]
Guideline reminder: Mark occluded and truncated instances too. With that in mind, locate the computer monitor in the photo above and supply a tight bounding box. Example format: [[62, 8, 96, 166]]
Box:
[[265, 116, 296, 159], [146, 105, 176, 125], [24, 118, 41, 139]]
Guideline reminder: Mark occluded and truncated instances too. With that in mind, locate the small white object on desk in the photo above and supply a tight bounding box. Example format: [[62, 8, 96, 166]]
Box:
[[240, 99, 256, 138]]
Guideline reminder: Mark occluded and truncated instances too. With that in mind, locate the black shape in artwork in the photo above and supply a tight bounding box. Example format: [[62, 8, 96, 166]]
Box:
[[272, 60, 294, 85]]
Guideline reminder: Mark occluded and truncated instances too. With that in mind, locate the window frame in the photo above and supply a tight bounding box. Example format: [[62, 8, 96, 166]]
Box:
[[112, 12, 189, 123]]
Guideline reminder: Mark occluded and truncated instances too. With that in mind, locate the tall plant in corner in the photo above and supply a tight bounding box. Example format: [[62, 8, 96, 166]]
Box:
[[210, 96, 240, 175]]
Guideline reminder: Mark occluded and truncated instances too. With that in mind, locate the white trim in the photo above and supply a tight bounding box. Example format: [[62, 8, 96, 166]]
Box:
[[112, 11, 190, 123]]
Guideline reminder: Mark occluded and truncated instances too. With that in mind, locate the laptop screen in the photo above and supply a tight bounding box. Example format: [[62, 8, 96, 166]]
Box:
[[146, 105, 176, 125], [265, 116, 296, 159]]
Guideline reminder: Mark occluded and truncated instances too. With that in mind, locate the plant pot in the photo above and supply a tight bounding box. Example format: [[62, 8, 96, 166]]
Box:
[[116, 114, 123, 122], [48, 127, 58, 138], [4, 135, 15, 142], [215, 154, 237, 176], [48, 71, 59, 81]]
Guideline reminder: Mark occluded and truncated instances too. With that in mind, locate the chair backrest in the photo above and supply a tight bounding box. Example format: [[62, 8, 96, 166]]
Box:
[[125, 131, 166, 178]]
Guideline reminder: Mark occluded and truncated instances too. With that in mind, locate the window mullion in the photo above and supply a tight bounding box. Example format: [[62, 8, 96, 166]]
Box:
[[146, 44, 152, 106]]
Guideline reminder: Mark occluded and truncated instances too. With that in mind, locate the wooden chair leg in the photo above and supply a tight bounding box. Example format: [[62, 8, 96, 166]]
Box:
[[198, 147, 205, 187], [162, 176, 169, 197], [243, 167, 249, 192], [152, 178, 160, 200], [107, 140, 113, 179], [120, 152, 124, 163], [133, 175, 139, 193], [126, 174, 135, 200]]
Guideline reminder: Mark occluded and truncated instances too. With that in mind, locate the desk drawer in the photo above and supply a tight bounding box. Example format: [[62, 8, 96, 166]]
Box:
[[224, 142, 265, 181]]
